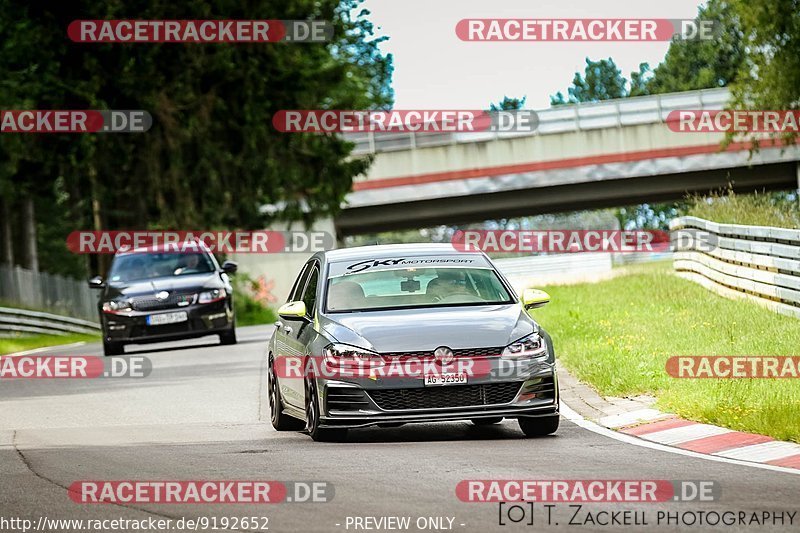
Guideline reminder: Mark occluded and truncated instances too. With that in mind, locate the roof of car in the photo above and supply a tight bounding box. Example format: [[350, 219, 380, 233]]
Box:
[[322, 243, 483, 263]]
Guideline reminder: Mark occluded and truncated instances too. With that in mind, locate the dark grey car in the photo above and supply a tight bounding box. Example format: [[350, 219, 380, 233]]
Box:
[[268, 244, 559, 441]]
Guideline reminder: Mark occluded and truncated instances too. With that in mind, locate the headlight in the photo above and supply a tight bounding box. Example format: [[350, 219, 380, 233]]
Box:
[[323, 343, 383, 368], [102, 299, 132, 314], [502, 333, 547, 359], [198, 288, 226, 303]]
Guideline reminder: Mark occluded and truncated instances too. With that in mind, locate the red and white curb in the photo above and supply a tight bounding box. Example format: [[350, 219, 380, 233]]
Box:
[[599, 409, 800, 471]]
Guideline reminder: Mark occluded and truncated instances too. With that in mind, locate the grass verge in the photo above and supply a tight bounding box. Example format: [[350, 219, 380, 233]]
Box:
[[534, 261, 800, 442], [0, 333, 100, 356]]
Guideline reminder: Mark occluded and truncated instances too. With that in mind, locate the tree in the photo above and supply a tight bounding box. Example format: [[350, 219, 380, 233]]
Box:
[[550, 58, 627, 105], [0, 0, 394, 276], [489, 95, 526, 111], [647, 0, 743, 95], [728, 0, 800, 145]]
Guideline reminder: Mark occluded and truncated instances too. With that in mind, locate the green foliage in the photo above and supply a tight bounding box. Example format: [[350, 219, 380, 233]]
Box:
[[536, 262, 800, 442], [728, 0, 800, 146], [231, 272, 278, 326], [647, 0, 743, 94], [687, 187, 800, 228], [488, 95, 526, 111], [550, 57, 628, 105], [0, 0, 393, 275], [0, 332, 99, 356]]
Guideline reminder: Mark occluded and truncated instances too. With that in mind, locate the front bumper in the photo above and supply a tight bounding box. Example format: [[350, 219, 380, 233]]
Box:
[[101, 300, 233, 345], [317, 362, 558, 429]]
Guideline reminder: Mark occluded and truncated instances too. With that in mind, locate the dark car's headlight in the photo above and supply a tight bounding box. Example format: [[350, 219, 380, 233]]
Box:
[[502, 333, 547, 359], [102, 299, 132, 314], [198, 288, 226, 303]]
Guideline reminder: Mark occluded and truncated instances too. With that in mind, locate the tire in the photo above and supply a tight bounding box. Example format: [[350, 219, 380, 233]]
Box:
[[219, 326, 237, 345], [305, 380, 348, 442], [471, 417, 504, 426], [103, 340, 124, 356], [518, 415, 560, 437], [268, 355, 304, 431]]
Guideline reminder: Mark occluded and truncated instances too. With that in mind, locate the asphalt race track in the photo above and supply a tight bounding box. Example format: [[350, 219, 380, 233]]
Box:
[[1, 325, 798, 532]]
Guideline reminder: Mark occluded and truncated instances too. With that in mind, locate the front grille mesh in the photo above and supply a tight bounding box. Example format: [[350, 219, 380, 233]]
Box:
[[131, 292, 196, 311], [368, 381, 522, 411], [379, 346, 502, 360]]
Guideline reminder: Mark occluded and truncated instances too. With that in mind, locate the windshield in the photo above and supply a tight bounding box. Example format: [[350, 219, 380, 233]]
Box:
[[325, 266, 513, 312], [108, 252, 215, 283]]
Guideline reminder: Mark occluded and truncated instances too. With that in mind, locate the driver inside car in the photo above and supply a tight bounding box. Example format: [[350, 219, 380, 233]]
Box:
[[425, 269, 476, 300]]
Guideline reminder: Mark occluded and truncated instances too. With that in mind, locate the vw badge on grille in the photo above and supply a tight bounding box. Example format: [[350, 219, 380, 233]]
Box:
[[434, 346, 454, 365], [155, 290, 170, 301]]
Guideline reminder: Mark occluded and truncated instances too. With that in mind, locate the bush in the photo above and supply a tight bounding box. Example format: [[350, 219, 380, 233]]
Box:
[[687, 187, 800, 228], [232, 274, 278, 326]]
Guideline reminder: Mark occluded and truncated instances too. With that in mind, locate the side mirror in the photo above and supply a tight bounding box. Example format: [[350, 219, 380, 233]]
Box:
[[278, 300, 307, 320], [88, 276, 106, 289], [522, 288, 550, 310], [221, 260, 238, 274]]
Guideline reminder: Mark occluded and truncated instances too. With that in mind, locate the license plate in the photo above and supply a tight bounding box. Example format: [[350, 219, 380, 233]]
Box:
[[146, 311, 188, 326], [424, 372, 468, 386]]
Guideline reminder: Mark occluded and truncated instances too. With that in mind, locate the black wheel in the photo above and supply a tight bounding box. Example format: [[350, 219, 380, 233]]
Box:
[[268, 355, 304, 431], [305, 380, 348, 442], [518, 415, 560, 437], [103, 340, 124, 356], [219, 326, 237, 345], [471, 417, 504, 426]]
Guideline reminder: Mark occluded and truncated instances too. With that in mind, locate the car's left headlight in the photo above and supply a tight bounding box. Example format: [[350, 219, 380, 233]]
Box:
[[502, 333, 547, 359], [198, 288, 227, 303]]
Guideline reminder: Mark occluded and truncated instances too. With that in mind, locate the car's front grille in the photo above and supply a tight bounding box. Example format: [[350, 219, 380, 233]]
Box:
[[379, 346, 502, 360], [131, 292, 197, 311], [368, 382, 522, 411], [326, 387, 371, 412]]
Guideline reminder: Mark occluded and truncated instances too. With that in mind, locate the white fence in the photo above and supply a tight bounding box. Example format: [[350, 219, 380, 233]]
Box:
[[670, 216, 800, 319], [0, 265, 99, 322]]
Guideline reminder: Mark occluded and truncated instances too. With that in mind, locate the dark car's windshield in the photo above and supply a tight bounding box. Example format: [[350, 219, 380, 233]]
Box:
[[326, 266, 513, 312], [108, 252, 215, 283]]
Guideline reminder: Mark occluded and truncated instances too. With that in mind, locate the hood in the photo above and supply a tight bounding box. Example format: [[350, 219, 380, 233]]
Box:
[[320, 304, 536, 352], [104, 273, 221, 299]]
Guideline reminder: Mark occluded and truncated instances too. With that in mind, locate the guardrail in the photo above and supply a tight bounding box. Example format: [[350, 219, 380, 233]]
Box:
[[0, 306, 100, 337], [0, 264, 98, 321], [344, 87, 730, 155], [670, 216, 800, 319]]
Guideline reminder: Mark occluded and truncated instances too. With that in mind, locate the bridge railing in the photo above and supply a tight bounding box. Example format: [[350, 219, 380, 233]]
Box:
[[345, 88, 730, 155], [670, 216, 800, 319]]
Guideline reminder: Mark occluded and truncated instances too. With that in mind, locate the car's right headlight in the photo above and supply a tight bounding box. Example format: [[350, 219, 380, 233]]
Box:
[[502, 333, 547, 359], [102, 299, 132, 314], [323, 343, 383, 368]]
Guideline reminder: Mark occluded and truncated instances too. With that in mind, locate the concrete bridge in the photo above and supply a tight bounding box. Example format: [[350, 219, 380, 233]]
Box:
[[338, 88, 800, 235]]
